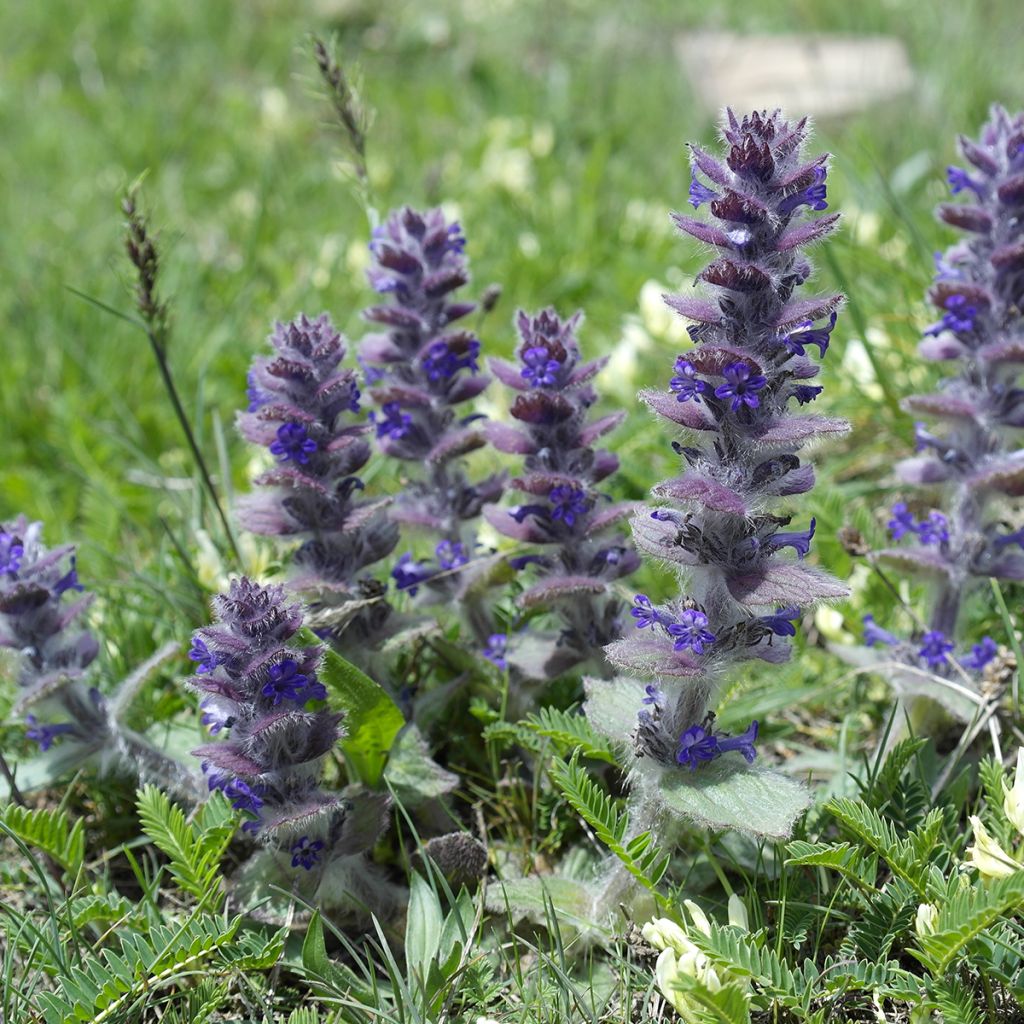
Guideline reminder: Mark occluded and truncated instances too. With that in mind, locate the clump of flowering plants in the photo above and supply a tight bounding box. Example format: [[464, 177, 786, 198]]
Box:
[[857, 106, 1024, 720], [360, 206, 505, 598], [586, 108, 849, 839], [185, 576, 394, 917], [237, 313, 398, 642], [483, 307, 639, 677]]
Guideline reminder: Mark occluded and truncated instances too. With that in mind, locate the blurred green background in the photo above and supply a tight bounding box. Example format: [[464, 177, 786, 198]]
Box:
[[1, 0, 1022, 665]]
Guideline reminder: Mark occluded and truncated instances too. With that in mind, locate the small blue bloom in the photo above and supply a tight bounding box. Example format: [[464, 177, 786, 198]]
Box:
[[666, 609, 716, 654], [688, 174, 718, 209], [246, 370, 271, 412], [933, 251, 964, 282], [888, 502, 918, 540], [262, 659, 311, 705], [549, 485, 590, 528], [483, 633, 508, 670], [199, 699, 235, 735], [290, 835, 326, 870], [269, 423, 318, 464], [919, 630, 954, 668], [925, 293, 978, 336], [916, 511, 950, 546], [0, 532, 24, 577], [370, 402, 412, 440], [760, 607, 800, 637], [436, 539, 469, 570], [715, 361, 767, 411], [24, 715, 75, 751], [946, 165, 983, 197], [391, 552, 433, 595], [778, 166, 828, 215], [54, 555, 84, 595], [630, 594, 663, 630], [961, 636, 998, 671], [188, 636, 222, 674], [792, 384, 823, 405], [676, 717, 758, 771], [863, 614, 898, 647], [520, 346, 562, 388], [422, 338, 480, 381], [783, 311, 837, 358], [669, 358, 708, 403], [994, 527, 1024, 550], [641, 684, 663, 706], [769, 519, 816, 559]]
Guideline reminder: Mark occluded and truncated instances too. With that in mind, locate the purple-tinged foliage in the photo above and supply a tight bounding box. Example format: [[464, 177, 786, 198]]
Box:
[[607, 109, 848, 772], [360, 207, 505, 568], [0, 516, 106, 752], [874, 107, 1024, 710], [186, 577, 348, 851], [485, 308, 639, 674], [237, 314, 398, 638]]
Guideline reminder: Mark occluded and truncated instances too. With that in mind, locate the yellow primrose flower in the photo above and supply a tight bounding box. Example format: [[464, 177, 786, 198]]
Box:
[[966, 816, 1020, 879], [1003, 748, 1024, 835]]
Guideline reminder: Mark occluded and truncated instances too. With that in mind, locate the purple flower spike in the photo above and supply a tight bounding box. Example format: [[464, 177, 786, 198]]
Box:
[[714, 361, 767, 411], [269, 422, 318, 464], [669, 358, 709, 403], [960, 636, 998, 671], [863, 614, 899, 647], [521, 346, 562, 388], [667, 610, 717, 654], [919, 630, 955, 668]]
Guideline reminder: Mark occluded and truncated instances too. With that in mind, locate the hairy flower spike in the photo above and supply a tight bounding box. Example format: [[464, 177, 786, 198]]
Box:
[[237, 313, 398, 639], [360, 207, 505, 572], [874, 106, 1024, 714], [606, 108, 848, 779], [186, 577, 345, 853], [484, 307, 639, 675]]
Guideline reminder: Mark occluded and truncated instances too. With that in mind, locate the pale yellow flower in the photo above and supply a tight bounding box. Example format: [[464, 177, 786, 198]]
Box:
[[642, 917, 697, 957], [1003, 748, 1024, 835], [914, 903, 938, 937], [966, 816, 1020, 879], [654, 946, 723, 1017], [727, 893, 749, 931]]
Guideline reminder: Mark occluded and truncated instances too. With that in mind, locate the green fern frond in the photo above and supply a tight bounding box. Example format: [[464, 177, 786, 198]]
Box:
[[841, 877, 916, 962], [690, 922, 800, 1006], [0, 803, 85, 875], [524, 707, 622, 764], [785, 840, 878, 891], [926, 976, 985, 1024], [548, 752, 670, 905], [65, 893, 140, 931]]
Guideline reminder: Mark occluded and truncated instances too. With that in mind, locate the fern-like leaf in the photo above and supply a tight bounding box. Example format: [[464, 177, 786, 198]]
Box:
[[0, 803, 85, 875], [524, 707, 622, 764]]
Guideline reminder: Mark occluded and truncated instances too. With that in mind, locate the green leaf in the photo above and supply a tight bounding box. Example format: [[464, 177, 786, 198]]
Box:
[[0, 803, 85, 875], [654, 760, 811, 840], [485, 876, 598, 932], [405, 872, 443, 977], [524, 705, 623, 764], [308, 631, 404, 785], [383, 724, 458, 806]]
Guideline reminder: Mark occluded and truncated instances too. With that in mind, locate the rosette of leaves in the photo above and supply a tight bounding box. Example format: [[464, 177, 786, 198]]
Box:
[[186, 576, 394, 919], [0, 515, 189, 793], [360, 206, 505, 597], [854, 106, 1024, 720], [483, 307, 640, 677], [237, 313, 398, 642], [586, 109, 849, 839]]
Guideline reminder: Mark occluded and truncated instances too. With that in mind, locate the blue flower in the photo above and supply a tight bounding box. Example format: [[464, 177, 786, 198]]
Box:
[[792, 385, 823, 405], [436, 539, 469, 570], [290, 835, 326, 870], [262, 659, 313, 705], [199, 699, 234, 735], [669, 358, 708, 403], [246, 370, 271, 412], [919, 630, 954, 668], [422, 339, 480, 381], [783, 311, 837, 358], [925, 294, 978, 336], [677, 717, 758, 770], [760, 607, 800, 637], [641, 684, 663, 706], [269, 423, 318, 464], [370, 402, 412, 440], [715, 361, 767, 411], [666, 609, 716, 654], [887, 502, 918, 540], [0, 532, 24, 578], [391, 552, 433, 595], [769, 519, 816, 559], [778, 166, 828, 215], [630, 594, 663, 630], [961, 636, 998, 671], [483, 633, 508, 670], [520, 346, 562, 388], [54, 555, 84, 595], [863, 614, 899, 647], [549, 485, 590, 528], [916, 511, 950, 546], [946, 166, 983, 196], [688, 174, 718, 209], [24, 715, 75, 751], [188, 636, 222, 674]]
